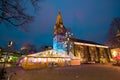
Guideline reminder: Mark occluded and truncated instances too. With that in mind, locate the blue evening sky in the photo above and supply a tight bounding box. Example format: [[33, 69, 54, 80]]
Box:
[[0, 0, 120, 49]]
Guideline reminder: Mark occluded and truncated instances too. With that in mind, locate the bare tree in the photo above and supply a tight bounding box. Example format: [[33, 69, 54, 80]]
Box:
[[106, 18, 120, 48], [0, 47, 3, 58], [39, 45, 52, 51], [21, 42, 37, 55], [0, 0, 41, 27]]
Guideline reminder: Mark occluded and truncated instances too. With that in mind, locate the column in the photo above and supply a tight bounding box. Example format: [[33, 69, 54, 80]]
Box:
[[96, 47, 100, 63]]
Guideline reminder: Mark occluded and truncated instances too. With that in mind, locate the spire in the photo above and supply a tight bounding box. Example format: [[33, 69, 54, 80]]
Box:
[[56, 11, 63, 25], [53, 11, 66, 36]]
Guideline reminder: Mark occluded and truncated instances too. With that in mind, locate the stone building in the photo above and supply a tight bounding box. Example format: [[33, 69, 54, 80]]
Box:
[[70, 38, 112, 63], [53, 11, 112, 63]]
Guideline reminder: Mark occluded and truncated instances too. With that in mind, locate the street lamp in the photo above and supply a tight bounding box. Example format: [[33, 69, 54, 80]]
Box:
[[7, 41, 13, 61], [8, 41, 13, 48]]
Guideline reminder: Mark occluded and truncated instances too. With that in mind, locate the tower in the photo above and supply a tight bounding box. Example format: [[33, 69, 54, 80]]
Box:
[[53, 11, 67, 53]]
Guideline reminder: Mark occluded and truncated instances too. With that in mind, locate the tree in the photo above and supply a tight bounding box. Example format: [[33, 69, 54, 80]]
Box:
[[0, 47, 3, 58], [21, 42, 37, 55], [39, 45, 52, 51], [106, 18, 120, 48], [0, 0, 41, 27]]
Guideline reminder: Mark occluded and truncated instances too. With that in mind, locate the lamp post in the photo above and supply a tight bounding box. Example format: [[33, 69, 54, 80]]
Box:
[[7, 41, 13, 62], [8, 41, 13, 48], [3, 41, 13, 68]]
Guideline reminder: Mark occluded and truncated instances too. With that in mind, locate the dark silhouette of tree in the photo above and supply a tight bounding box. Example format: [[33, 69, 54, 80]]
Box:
[[0, 0, 41, 27], [0, 47, 3, 58], [21, 42, 37, 55], [39, 45, 52, 51], [66, 27, 78, 39], [106, 18, 120, 48]]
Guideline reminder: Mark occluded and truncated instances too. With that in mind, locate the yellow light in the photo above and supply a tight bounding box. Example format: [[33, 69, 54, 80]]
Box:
[[43, 58, 46, 62], [112, 50, 117, 57], [38, 58, 41, 62], [74, 42, 108, 48]]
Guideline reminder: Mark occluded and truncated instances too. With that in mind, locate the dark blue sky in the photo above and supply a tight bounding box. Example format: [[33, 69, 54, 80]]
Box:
[[0, 0, 120, 49]]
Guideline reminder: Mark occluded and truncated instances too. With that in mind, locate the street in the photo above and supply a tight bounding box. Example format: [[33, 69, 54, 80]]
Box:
[[2, 64, 120, 80]]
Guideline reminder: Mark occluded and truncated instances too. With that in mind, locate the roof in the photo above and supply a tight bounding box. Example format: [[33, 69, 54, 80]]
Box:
[[70, 38, 102, 45], [56, 11, 63, 25], [27, 49, 70, 58], [70, 38, 108, 48], [53, 11, 66, 35]]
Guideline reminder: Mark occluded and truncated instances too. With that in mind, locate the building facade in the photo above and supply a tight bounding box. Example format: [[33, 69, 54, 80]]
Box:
[[70, 38, 112, 63]]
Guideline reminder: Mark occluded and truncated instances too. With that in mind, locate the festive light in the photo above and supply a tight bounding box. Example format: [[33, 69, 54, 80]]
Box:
[[113, 51, 117, 57], [74, 42, 108, 48], [114, 56, 120, 60]]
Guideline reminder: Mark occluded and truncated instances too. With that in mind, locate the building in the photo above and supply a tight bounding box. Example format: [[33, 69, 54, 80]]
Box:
[[53, 11, 112, 63], [70, 38, 112, 63], [20, 11, 112, 69]]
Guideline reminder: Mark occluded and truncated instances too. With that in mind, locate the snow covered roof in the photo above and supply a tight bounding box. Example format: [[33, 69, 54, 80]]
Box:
[[27, 49, 70, 58]]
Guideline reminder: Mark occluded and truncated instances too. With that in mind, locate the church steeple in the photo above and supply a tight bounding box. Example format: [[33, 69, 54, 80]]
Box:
[[54, 11, 66, 36], [56, 11, 63, 25], [53, 11, 67, 52]]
